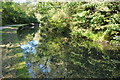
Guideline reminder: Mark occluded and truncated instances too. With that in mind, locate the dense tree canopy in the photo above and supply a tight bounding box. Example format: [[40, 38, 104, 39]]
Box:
[[2, 2, 120, 43], [2, 2, 37, 25], [35, 2, 120, 44]]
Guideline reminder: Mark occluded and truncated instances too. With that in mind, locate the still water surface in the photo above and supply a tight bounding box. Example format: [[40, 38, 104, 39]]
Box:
[[18, 25, 120, 78]]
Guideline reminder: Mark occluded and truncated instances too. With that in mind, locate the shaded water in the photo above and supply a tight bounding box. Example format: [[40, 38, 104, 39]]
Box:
[[18, 25, 120, 78]]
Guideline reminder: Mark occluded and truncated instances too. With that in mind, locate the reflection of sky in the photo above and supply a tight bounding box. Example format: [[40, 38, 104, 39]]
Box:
[[20, 40, 38, 55], [39, 63, 50, 73], [20, 40, 50, 78], [25, 58, 51, 78]]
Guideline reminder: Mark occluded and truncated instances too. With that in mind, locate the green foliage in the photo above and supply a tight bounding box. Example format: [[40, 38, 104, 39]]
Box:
[[33, 2, 120, 44], [91, 15, 105, 28], [113, 36, 120, 41], [109, 13, 120, 24], [2, 2, 37, 25], [69, 2, 120, 43], [2, 2, 120, 44]]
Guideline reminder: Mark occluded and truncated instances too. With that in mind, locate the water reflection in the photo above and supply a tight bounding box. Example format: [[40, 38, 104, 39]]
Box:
[[39, 59, 51, 73], [37, 36, 120, 78], [18, 25, 120, 78], [26, 62, 36, 78], [20, 40, 51, 78], [20, 40, 38, 55]]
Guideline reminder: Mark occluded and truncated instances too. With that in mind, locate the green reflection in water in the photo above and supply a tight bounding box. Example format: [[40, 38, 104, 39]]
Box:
[[18, 25, 120, 78]]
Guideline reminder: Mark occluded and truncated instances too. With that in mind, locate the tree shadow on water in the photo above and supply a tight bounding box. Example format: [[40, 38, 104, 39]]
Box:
[[2, 32, 19, 45], [17, 25, 39, 41], [2, 46, 30, 78], [2, 27, 32, 78]]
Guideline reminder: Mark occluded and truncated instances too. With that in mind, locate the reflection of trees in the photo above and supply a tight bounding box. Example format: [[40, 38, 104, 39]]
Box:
[[22, 25, 120, 78], [21, 48, 51, 78], [37, 29, 120, 78], [17, 25, 39, 41], [25, 57, 51, 78], [37, 36, 67, 78], [20, 39, 53, 78], [64, 40, 120, 78]]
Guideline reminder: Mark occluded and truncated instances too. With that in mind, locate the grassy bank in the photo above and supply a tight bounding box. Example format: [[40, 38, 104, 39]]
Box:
[[1, 28, 30, 78], [71, 24, 120, 45]]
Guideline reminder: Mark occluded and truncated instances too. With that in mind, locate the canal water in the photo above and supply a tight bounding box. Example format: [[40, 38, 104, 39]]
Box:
[[18, 25, 120, 78]]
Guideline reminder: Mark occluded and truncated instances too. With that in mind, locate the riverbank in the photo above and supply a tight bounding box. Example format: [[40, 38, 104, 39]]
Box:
[[1, 24, 120, 78], [0, 24, 27, 30], [1, 27, 30, 78], [71, 26, 120, 46]]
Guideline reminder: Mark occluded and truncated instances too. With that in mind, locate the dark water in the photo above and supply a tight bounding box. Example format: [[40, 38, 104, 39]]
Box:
[[18, 25, 120, 78]]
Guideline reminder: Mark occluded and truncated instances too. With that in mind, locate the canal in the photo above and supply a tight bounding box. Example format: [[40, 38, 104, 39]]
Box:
[[2, 24, 120, 78]]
